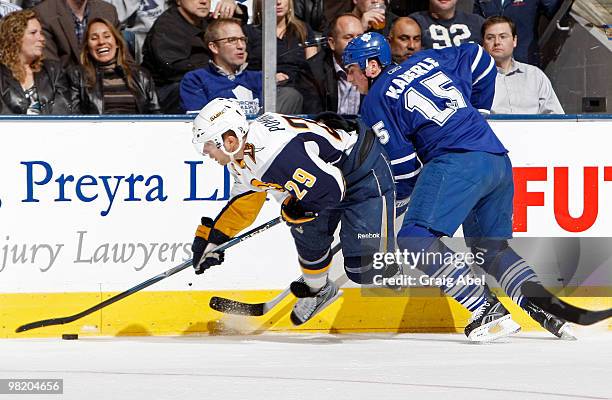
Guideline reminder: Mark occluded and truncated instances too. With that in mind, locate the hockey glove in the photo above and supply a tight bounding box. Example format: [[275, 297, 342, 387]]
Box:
[[281, 197, 318, 225], [314, 112, 358, 133], [192, 217, 227, 275]]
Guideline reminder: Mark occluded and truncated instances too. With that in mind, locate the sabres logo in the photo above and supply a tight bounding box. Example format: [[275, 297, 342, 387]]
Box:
[[209, 109, 225, 122]]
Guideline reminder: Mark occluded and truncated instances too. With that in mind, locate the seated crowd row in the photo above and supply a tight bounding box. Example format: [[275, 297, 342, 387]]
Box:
[[0, 0, 563, 115]]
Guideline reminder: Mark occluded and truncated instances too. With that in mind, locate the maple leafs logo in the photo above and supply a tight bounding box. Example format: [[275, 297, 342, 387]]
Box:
[[360, 33, 372, 42]]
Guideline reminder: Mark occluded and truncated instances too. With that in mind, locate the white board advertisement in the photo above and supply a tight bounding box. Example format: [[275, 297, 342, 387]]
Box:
[[0, 118, 610, 294]]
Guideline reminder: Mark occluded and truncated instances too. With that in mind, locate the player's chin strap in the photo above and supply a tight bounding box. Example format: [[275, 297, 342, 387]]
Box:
[[222, 137, 243, 161], [367, 75, 375, 90], [219, 140, 244, 166], [224, 132, 249, 164]]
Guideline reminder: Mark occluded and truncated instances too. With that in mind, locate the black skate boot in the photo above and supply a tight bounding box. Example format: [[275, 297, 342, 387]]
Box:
[[523, 300, 576, 340], [290, 279, 342, 326], [465, 291, 521, 342]]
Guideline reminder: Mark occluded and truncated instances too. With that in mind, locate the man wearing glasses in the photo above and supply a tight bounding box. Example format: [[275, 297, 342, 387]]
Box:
[[143, 0, 247, 113], [180, 18, 302, 115], [180, 18, 259, 114]]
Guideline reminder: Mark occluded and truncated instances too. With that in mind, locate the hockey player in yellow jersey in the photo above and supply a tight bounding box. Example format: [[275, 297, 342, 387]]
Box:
[[190, 98, 397, 325]]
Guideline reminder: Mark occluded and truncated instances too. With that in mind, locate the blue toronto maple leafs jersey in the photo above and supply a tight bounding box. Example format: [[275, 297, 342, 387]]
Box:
[[360, 43, 507, 200]]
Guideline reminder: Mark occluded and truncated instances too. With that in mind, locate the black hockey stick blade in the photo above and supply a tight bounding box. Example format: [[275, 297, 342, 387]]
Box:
[[209, 296, 265, 316], [209, 243, 342, 316], [16, 217, 283, 333], [522, 281, 612, 326], [209, 282, 293, 316]]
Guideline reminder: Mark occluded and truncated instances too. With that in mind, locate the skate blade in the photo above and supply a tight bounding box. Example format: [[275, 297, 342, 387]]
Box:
[[468, 316, 521, 343], [291, 290, 343, 326], [558, 323, 577, 341]]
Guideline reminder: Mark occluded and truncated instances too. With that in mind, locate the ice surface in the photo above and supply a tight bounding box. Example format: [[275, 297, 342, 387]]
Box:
[[0, 330, 610, 400]]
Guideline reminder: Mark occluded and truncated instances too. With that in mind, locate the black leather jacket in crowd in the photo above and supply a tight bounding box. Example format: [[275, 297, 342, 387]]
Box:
[[300, 48, 338, 114], [0, 60, 71, 114], [293, 0, 325, 33], [142, 4, 248, 87], [67, 64, 161, 114]]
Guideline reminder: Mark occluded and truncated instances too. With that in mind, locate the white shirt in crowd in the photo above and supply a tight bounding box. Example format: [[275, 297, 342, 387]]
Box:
[[333, 57, 361, 115], [492, 59, 564, 114]]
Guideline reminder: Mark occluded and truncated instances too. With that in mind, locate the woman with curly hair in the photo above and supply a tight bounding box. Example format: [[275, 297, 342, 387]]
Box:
[[67, 17, 160, 114], [0, 9, 70, 114]]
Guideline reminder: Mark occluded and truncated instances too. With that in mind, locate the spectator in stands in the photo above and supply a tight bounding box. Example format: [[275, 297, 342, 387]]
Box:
[[323, 0, 352, 25], [181, 18, 303, 114], [300, 13, 364, 114], [352, 0, 398, 35], [0, 0, 21, 18], [245, 0, 313, 112], [105, 0, 168, 64], [294, 0, 421, 34], [34, 0, 120, 68], [388, 0, 428, 16], [180, 18, 261, 114], [482, 16, 563, 114], [21, 0, 45, 8], [248, 0, 317, 75], [293, 0, 326, 34], [67, 17, 160, 114], [410, 0, 484, 49], [142, 0, 246, 114], [0, 10, 70, 114], [474, 0, 560, 65], [387, 16, 422, 63]]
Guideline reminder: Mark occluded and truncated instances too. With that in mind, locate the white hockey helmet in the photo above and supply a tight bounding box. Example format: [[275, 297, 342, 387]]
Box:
[[192, 98, 249, 157]]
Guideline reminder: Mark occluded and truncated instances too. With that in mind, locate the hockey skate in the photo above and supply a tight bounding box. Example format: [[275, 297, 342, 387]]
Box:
[[465, 292, 521, 342], [290, 279, 343, 326], [523, 300, 576, 340]]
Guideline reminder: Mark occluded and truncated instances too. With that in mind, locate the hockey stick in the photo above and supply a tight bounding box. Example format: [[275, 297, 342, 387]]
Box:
[[522, 281, 612, 326], [209, 243, 342, 316], [15, 217, 283, 333]]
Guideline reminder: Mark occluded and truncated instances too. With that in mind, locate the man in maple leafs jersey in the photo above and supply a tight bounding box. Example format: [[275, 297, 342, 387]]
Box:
[[342, 32, 574, 341], [190, 98, 396, 326]]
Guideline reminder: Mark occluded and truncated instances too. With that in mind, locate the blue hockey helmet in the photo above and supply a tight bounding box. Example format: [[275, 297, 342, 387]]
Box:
[[342, 32, 392, 70]]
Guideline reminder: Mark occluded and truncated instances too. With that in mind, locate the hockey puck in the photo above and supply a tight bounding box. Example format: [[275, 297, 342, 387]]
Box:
[[61, 334, 78, 340]]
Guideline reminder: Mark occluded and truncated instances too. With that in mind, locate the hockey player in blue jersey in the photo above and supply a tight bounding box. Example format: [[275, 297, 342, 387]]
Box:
[[342, 32, 574, 340], [189, 98, 397, 326]]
